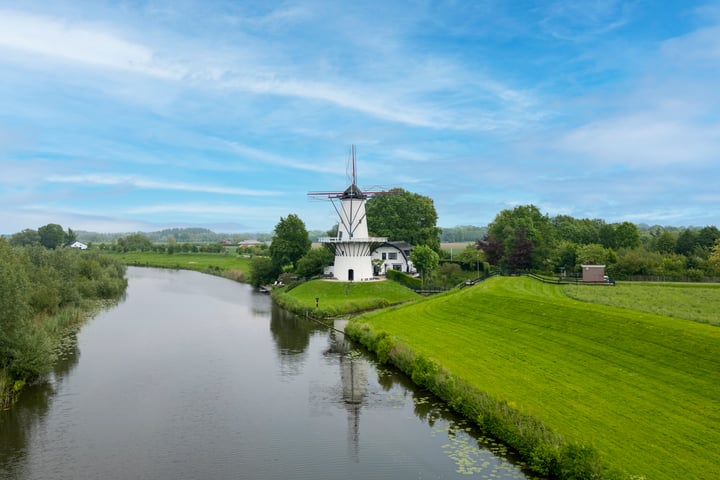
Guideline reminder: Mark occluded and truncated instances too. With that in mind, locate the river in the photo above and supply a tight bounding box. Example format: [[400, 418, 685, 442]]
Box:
[[0, 267, 535, 480]]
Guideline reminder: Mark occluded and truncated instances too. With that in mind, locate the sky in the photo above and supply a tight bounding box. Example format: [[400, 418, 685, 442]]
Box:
[[1, 0, 719, 235]]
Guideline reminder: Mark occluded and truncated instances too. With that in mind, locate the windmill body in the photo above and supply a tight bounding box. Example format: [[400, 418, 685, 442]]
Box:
[[310, 148, 387, 282]]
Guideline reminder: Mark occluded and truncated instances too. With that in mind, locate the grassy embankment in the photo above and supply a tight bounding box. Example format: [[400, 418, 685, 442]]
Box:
[[272, 279, 421, 317], [346, 277, 720, 480], [564, 281, 720, 326], [107, 251, 252, 282]]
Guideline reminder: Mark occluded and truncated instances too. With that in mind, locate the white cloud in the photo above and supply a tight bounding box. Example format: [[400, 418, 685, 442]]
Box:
[[45, 174, 280, 196], [554, 114, 720, 167], [0, 10, 183, 78]]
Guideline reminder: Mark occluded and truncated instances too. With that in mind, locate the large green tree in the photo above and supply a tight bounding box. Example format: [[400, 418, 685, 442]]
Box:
[[366, 188, 442, 252], [38, 223, 67, 249], [269, 214, 311, 270], [480, 205, 555, 271]]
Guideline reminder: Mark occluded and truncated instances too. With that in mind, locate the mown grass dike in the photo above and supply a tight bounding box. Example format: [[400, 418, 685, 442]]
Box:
[[564, 281, 720, 325], [345, 276, 720, 480], [272, 279, 420, 317]]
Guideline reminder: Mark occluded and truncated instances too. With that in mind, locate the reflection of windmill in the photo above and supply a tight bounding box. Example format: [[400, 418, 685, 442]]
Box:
[[308, 146, 389, 282]]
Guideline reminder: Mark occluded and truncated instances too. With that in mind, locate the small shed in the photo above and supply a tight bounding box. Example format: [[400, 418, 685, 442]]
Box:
[[69, 241, 88, 250], [581, 264, 605, 282]]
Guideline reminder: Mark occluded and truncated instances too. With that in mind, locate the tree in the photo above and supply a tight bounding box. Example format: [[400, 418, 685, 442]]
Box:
[[708, 239, 720, 275], [506, 227, 533, 271], [66, 228, 78, 244], [366, 189, 442, 252], [455, 244, 485, 272], [675, 228, 698, 256], [480, 205, 555, 270], [38, 223, 67, 249], [117, 233, 153, 252], [269, 214, 311, 270], [410, 245, 439, 287], [697, 226, 720, 250], [652, 230, 677, 254], [248, 257, 278, 287], [295, 248, 334, 279], [576, 243, 611, 267], [10, 229, 40, 247], [614, 222, 641, 249]]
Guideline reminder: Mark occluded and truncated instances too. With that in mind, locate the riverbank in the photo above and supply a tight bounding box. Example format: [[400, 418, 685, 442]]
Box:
[[0, 243, 128, 410], [105, 251, 252, 282], [344, 277, 720, 479], [1, 299, 123, 410]]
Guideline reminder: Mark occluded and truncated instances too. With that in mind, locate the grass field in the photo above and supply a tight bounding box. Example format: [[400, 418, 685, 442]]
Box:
[[564, 281, 720, 325], [273, 279, 420, 317], [349, 277, 720, 479], [106, 251, 252, 280]]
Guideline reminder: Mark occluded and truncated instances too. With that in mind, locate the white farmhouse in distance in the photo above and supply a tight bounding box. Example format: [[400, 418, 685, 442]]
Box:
[[69, 241, 88, 250]]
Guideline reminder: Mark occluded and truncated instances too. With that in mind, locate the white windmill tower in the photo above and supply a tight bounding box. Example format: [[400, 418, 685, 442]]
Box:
[[309, 146, 388, 282]]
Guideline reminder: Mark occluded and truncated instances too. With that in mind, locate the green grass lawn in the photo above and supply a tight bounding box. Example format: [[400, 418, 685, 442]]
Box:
[[273, 279, 421, 316], [350, 277, 720, 479], [564, 281, 720, 325], [106, 251, 252, 280]]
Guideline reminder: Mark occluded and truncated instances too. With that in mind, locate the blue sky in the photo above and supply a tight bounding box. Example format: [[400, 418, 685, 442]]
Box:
[[1, 1, 719, 234]]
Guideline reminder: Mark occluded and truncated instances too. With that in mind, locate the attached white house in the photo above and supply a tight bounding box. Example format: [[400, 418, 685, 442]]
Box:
[[371, 241, 415, 275], [68, 241, 88, 250]]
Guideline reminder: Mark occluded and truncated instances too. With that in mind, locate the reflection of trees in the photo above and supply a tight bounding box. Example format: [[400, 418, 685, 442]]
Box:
[[270, 303, 325, 377], [251, 291, 272, 317], [0, 335, 80, 477]]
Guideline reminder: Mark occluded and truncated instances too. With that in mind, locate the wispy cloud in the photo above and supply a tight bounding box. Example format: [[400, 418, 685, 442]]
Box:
[[0, 10, 182, 78], [46, 174, 280, 196]]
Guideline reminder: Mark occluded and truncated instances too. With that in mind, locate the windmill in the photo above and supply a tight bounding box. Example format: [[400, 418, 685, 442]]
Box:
[[308, 146, 389, 282]]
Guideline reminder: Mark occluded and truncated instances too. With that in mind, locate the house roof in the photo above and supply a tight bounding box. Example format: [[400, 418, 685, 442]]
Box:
[[385, 240, 413, 250]]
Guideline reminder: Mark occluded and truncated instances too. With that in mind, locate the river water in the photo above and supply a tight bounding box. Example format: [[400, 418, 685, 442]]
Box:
[[0, 267, 535, 480]]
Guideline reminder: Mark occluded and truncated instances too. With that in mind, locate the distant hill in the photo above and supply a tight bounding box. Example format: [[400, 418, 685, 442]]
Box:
[[77, 228, 272, 244]]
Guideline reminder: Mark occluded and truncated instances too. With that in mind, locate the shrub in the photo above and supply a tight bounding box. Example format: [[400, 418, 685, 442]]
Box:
[[386, 269, 421, 289]]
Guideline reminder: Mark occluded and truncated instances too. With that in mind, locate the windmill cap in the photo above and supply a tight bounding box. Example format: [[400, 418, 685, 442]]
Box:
[[342, 183, 366, 199]]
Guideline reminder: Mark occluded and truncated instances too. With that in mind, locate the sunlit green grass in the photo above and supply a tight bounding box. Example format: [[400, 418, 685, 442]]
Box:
[[564, 281, 720, 325], [273, 279, 420, 316], [351, 277, 720, 479], [106, 251, 252, 278]]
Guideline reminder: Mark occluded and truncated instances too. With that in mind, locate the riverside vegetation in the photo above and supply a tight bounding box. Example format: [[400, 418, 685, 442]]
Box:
[[0, 239, 128, 409], [337, 277, 719, 480], [107, 250, 252, 282]]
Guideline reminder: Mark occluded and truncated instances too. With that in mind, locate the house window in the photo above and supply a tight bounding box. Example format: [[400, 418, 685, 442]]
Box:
[[393, 264, 402, 271], [382, 252, 387, 260], [388, 252, 398, 260]]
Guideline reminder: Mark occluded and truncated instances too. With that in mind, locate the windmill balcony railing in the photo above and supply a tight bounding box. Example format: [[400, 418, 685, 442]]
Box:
[[318, 236, 388, 244]]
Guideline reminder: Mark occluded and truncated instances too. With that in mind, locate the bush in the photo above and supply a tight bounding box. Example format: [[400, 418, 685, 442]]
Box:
[[386, 269, 421, 289]]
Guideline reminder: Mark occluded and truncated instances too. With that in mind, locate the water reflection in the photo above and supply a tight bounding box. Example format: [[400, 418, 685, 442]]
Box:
[[270, 303, 326, 378], [0, 332, 80, 478]]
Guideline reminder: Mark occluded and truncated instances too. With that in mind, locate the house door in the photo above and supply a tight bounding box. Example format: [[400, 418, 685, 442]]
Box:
[[348, 269, 354, 281]]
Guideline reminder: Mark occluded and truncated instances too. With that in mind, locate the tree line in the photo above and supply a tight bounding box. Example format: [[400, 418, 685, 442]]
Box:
[[0, 231, 127, 408], [478, 205, 720, 279]]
